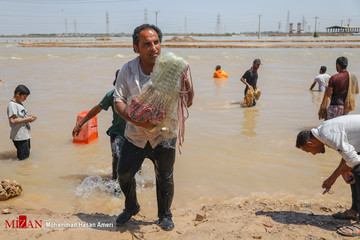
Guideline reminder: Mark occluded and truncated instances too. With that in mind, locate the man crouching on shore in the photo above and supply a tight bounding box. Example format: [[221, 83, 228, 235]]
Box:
[[296, 114, 360, 237]]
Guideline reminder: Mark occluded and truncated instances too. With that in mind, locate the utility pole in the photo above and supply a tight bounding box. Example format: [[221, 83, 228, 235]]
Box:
[[65, 19, 68, 35], [313, 16, 319, 37], [106, 12, 109, 34], [285, 10, 290, 33], [184, 16, 188, 34], [144, 8, 148, 23], [278, 21, 281, 33], [74, 20, 77, 35], [314, 16, 318, 32], [155, 11, 159, 27], [258, 14, 262, 39], [341, 20, 344, 27]]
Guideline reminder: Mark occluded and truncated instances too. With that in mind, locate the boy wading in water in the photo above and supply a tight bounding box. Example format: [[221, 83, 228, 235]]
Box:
[[7, 85, 37, 160]]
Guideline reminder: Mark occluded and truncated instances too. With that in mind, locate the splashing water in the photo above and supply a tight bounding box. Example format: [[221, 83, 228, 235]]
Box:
[[76, 170, 155, 199], [76, 175, 121, 198]]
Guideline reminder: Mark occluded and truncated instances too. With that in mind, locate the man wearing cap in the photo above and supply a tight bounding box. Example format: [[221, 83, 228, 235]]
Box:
[[240, 59, 261, 107], [72, 70, 126, 180], [310, 66, 330, 92]]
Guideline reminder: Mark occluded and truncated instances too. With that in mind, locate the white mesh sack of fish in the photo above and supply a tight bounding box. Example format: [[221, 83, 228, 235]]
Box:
[[127, 52, 192, 150]]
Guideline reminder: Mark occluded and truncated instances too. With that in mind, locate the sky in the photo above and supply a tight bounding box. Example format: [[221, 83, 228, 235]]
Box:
[[0, 0, 359, 35]]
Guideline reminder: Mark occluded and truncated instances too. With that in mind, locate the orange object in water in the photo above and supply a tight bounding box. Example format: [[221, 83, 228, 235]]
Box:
[[73, 110, 98, 144], [213, 69, 229, 78]]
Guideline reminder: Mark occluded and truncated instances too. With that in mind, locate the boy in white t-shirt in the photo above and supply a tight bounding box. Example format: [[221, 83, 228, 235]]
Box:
[[7, 85, 37, 160]]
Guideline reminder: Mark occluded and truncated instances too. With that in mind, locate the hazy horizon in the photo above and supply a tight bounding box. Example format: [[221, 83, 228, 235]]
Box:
[[0, 0, 359, 35]]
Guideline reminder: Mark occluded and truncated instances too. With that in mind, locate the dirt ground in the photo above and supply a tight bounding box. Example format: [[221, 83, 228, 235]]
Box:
[[1, 194, 358, 240]]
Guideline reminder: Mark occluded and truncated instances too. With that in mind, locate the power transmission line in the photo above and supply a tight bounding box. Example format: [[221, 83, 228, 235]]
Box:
[[215, 13, 222, 34], [302, 15, 307, 32]]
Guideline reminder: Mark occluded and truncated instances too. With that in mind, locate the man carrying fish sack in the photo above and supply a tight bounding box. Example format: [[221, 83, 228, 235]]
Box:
[[296, 115, 360, 237], [318, 56, 359, 120], [241, 58, 261, 107], [317, 57, 360, 223], [113, 24, 194, 231]]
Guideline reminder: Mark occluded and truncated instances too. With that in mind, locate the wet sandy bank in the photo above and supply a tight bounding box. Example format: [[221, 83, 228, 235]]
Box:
[[16, 38, 360, 48]]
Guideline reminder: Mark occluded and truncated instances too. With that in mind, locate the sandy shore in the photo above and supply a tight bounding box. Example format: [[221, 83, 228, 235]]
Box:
[[17, 43, 360, 49], [15, 37, 360, 48], [1, 194, 356, 240]]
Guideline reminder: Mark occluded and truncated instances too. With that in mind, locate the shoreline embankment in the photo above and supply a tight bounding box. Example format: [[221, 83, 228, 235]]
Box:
[[15, 37, 360, 48]]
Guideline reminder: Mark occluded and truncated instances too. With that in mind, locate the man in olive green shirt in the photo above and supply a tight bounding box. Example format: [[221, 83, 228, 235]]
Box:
[[72, 71, 126, 179]]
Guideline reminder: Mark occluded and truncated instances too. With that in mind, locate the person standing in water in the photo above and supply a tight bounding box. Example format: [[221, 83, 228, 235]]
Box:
[[318, 56, 359, 120], [309, 66, 330, 92], [7, 85, 37, 160], [213, 65, 229, 78], [240, 59, 261, 107], [72, 70, 126, 180]]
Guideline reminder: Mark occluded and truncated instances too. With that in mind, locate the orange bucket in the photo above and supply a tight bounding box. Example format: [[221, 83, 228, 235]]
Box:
[[73, 110, 98, 144]]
